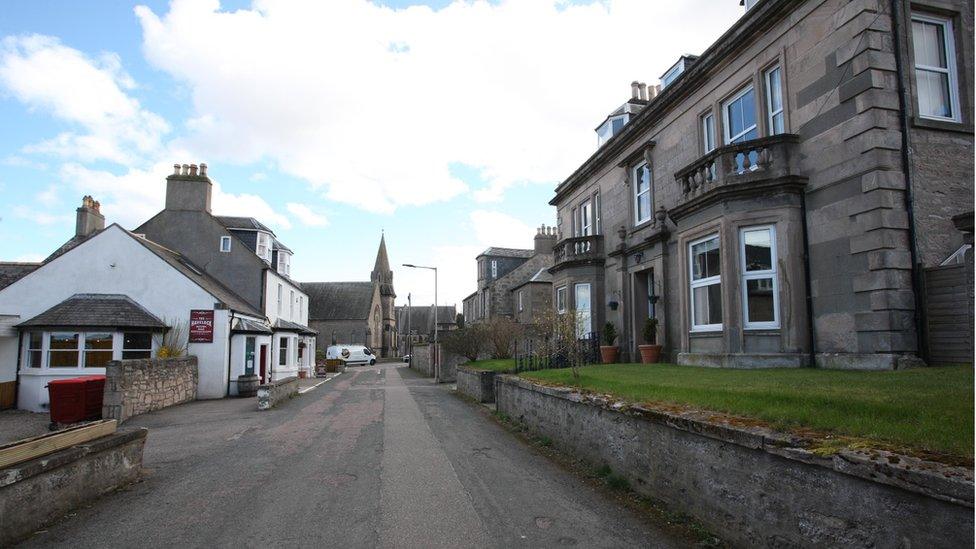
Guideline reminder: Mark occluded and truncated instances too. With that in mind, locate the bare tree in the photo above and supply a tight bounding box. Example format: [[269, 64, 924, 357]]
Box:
[[484, 317, 521, 359], [441, 325, 485, 362], [535, 309, 588, 379]]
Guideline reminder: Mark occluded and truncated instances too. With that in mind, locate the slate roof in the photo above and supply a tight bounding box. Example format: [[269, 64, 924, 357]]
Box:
[[304, 282, 375, 320], [232, 317, 272, 334], [44, 233, 95, 264], [0, 262, 40, 291], [18, 294, 167, 329], [500, 254, 554, 292], [477, 247, 535, 259], [512, 267, 553, 290], [215, 216, 274, 234], [274, 318, 317, 335], [397, 305, 457, 334]]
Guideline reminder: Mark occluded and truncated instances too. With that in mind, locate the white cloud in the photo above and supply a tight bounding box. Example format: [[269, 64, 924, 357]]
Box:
[[134, 0, 743, 212], [286, 202, 328, 227], [0, 34, 169, 165], [13, 205, 72, 226], [36, 185, 59, 206]]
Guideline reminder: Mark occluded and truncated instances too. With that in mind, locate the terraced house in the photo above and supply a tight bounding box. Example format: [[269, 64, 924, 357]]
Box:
[[550, 0, 974, 369]]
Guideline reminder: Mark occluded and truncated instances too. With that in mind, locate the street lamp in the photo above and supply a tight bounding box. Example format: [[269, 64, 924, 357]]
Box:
[[403, 263, 438, 379]]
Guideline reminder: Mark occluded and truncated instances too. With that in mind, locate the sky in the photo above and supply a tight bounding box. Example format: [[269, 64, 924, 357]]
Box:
[[0, 0, 744, 308]]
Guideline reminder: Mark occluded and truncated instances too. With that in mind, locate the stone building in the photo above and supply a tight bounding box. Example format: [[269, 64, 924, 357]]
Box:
[[549, 0, 974, 369], [305, 235, 398, 357], [462, 226, 557, 324], [396, 304, 458, 355]]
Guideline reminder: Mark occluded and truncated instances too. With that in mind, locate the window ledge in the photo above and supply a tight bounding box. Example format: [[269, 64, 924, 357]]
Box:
[[689, 328, 723, 335], [912, 116, 974, 134]]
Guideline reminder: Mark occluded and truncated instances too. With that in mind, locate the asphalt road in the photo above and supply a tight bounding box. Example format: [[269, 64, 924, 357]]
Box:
[[20, 363, 686, 548]]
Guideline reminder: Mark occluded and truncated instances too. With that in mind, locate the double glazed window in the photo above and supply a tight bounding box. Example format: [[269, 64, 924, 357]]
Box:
[[256, 232, 272, 263], [632, 162, 653, 225], [27, 332, 42, 368], [278, 251, 291, 277], [122, 332, 152, 359], [577, 199, 593, 236], [555, 286, 567, 314], [701, 112, 716, 153], [84, 333, 114, 368], [911, 13, 960, 122], [279, 337, 289, 366], [36, 331, 146, 368], [49, 332, 81, 367], [764, 66, 784, 134], [723, 86, 758, 145], [219, 236, 232, 253], [689, 235, 722, 331], [740, 226, 780, 329], [597, 115, 627, 147]]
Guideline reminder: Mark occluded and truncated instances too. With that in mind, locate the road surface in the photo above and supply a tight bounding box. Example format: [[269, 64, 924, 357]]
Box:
[[20, 362, 687, 548]]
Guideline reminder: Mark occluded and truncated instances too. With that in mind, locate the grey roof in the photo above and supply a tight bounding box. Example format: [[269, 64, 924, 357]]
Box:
[[232, 317, 272, 334], [304, 281, 375, 320], [501, 254, 554, 292], [272, 238, 292, 253], [477, 247, 535, 259], [512, 267, 553, 290], [273, 318, 317, 335], [44, 233, 95, 264], [18, 294, 167, 329], [398, 305, 457, 334], [215, 216, 275, 234], [127, 229, 264, 317], [0, 262, 40, 291]]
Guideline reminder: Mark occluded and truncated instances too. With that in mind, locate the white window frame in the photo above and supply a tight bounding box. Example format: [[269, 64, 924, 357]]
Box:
[[491, 260, 498, 279], [702, 112, 716, 153], [289, 289, 295, 319], [764, 65, 785, 134], [219, 236, 232, 253], [597, 114, 628, 147], [555, 286, 567, 314], [911, 12, 961, 122], [689, 234, 722, 332], [26, 331, 43, 368], [574, 283, 592, 338], [277, 283, 283, 316], [578, 198, 593, 236], [277, 251, 291, 277], [722, 85, 758, 145], [593, 192, 601, 234], [632, 161, 653, 226], [256, 232, 272, 263], [740, 226, 780, 330], [279, 336, 289, 366]]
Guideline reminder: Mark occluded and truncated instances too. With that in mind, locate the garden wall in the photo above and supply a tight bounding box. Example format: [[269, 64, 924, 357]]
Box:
[[257, 376, 299, 410], [0, 429, 147, 546], [456, 367, 496, 403], [409, 344, 433, 377], [495, 375, 974, 547], [102, 356, 198, 423]]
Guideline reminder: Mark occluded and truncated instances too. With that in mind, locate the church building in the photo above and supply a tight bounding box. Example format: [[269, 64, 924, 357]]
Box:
[[304, 235, 397, 357]]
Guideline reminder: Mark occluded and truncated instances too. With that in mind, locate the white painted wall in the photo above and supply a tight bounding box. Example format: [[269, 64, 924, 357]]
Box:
[[0, 225, 241, 410], [227, 330, 272, 395], [265, 271, 308, 325]]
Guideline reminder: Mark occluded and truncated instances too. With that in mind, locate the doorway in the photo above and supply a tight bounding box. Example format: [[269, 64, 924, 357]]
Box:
[[259, 344, 268, 384]]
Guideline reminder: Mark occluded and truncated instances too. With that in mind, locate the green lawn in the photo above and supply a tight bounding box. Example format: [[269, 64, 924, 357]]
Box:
[[465, 359, 516, 373], [521, 363, 974, 463]]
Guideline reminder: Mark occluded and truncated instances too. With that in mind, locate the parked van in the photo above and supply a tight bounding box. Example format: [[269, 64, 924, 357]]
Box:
[[326, 344, 376, 366]]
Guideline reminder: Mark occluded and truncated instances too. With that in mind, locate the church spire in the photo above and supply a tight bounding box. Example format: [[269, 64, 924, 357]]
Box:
[[373, 233, 391, 275]]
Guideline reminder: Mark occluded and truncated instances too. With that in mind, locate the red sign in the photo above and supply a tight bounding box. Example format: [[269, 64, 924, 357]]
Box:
[[189, 310, 215, 343]]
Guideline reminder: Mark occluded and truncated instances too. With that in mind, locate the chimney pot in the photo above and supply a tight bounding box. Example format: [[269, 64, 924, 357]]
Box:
[[189, 164, 198, 176], [181, 164, 189, 176], [200, 163, 208, 177], [173, 164, 181, 175], [630, 81, 640, 99], [638, 82, 648, 101]]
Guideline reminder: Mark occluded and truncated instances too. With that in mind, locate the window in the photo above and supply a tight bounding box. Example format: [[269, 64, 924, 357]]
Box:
[[83, 333, 114, 367], [593, 192, 601, 234], [764, 65, 785, 134], [740, 226, 779, 329], [723, 85, 758, 144], [574, 283, 592, 338], [298, 296, 304, 323], [518, 290, 524, 312], [556, 286, 567, 314], [277, 251, 291, 277], [27, 332, 42, 368], [256, 232, 272, 263], [702, 112, 716, 153], [123, 332, 152, 359], [219, 236, 232, 253], [597, 115, 628, 147], [279, 337, 289, 366], [277, 284, 283, 316], [689, 235, 722, 331], [491, 260, 498, 279], [48, 332, 80, 367], [289, 290, 295, 319], [578, 199, 593, 236], [632, 162, 652, 225], [912, 13, 961, 122]]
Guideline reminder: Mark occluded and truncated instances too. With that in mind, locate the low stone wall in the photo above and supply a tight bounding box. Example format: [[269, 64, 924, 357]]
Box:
[[257, 376, 299, 410], [102, 356, 198, 423], [496, 375, 974, 547], [436, 348, 466, 383], [0, 429, 148, 546], [409, 344, 434, 377], [456, 367, 496, 403]]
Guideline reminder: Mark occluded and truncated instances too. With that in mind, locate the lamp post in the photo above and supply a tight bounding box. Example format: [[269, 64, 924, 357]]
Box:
[[403, 263, 438, 379]]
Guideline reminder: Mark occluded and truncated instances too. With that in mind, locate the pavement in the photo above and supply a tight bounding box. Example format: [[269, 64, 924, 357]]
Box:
[[18, 362, 687, 548]]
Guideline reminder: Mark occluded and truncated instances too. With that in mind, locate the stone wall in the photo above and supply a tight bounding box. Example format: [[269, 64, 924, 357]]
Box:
[[257, 376, 298, 410], [436, 347, 466, 383], [0, 429, 147, 546], [102, 356, 198, 423], [409, 343, 433, 377], [455, 366, 496, 403], [496, 376, 974, 547]]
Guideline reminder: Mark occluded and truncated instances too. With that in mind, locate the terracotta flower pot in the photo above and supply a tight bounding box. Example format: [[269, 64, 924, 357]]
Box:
[[638, 344, 662, 364], [599, 346, 619, 364]]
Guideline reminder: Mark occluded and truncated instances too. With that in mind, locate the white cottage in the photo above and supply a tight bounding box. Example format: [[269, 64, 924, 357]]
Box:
[[0, 220, 271, 411]]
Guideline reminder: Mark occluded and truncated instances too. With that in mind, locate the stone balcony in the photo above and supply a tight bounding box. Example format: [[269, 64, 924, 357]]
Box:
[[669, 134, 806, 221], [551, 235, 605, 271]]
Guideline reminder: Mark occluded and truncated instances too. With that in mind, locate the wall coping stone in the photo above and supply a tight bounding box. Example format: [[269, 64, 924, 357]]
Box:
[[496, 374, 973, 507], [0, 429, 148, 488]]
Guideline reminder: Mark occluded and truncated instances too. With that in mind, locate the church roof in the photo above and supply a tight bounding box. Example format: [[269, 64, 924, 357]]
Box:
[[304, 281, 376, 320]]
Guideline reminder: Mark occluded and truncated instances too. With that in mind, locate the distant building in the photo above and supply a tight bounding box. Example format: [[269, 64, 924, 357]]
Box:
[[396, 304, 457, 355], [305, 235, 397, 357]]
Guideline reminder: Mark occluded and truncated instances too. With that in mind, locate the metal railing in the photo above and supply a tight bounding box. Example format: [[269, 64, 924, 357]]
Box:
[[513, 331, 601, 372]]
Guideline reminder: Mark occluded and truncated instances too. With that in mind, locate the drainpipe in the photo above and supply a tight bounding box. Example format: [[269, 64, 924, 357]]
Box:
[[13, 331, 23, 409], [800, 192, 817, 368], [889, 0, 928, 362], [226, 310, 235, 397]]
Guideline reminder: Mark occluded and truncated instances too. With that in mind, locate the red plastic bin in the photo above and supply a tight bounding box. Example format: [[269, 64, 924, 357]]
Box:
[[78, 375, 106, 420], [47, 377, 89, 424]]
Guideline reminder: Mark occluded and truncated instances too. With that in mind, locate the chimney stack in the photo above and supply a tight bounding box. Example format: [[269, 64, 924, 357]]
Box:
[[76, 195, 105, 238], [534, 224, 558, 255], [165, 161, 213, 213], [630, 81, 640, 100]]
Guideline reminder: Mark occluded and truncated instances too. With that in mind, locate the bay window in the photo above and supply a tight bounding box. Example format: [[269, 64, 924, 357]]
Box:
[[48, 332, 80, 367], [123, 332, 152, 359], [689, 235, 722, 331], [911, 13, 961, 122], [632, 162, 653, 225], [27, 332, 42, 368], [740, 226, 779, 329], [764, 65, 784, 134]]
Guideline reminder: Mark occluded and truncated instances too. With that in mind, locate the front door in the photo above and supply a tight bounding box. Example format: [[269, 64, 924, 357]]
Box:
[[575, 283, 592, 338], [259, 344, 268, 383]]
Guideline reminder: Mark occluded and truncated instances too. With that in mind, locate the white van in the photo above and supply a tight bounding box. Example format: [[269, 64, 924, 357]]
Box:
[[326, 344, 376, 366]]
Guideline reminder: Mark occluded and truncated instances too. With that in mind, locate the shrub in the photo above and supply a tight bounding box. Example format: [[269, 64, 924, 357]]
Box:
[[643, 317, 659, 345], [603, 322, 617, 346], [485, 317, 522, 359], [155, 319, 188, 358], [441, 325, 485, 361]]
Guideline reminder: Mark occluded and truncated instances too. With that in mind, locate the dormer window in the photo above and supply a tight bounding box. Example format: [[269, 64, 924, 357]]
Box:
[[256, 232, 272, 263], [660, 55, 697, 89], [277, 250, 292, 277], [596, 114, 628, 147], [219, 236, 232, 253]]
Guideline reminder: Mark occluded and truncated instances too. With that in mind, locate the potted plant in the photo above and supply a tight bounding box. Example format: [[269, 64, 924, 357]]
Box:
[[639, 317, 662, 364], [600, 322, 619, 364]]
